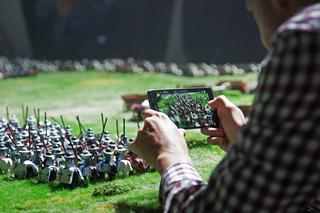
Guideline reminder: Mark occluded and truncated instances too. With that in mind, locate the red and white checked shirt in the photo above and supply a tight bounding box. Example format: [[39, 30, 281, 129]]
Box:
[[160, 3, 320, 212]]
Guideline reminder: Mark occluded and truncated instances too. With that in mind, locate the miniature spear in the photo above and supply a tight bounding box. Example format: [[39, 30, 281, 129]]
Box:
[[6, 124, 19, 150], [136, 116, 140, 129], [21, 105, 25, 124], [114, 120, 121, 172], [123, 118, 126, 137], [38, 133, 48, 153], [99, 113, 108, 142], [60, 115, 78, 158], [33, 108, 37, 121], [76, 115, 86, 135], [37, 108, 40, 127], [23, 106, 29, 129], [6, 106, 9, 120], [50, 117, 62, 127], [33, 108, 40, 127], [116, 120, 119, 139], [58, 133, 68, 154], [27, 123, 32, 149], [60, 115, 66, 129], [37, 129, 48, 153], [44, 112, 48, 142], [75, 115, 86, 148], [101, 113, 104, 131], [7, 132, 19, 150], [76, 115, 83, 137]]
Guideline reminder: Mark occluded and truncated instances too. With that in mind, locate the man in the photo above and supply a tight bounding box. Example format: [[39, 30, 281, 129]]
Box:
[[129, 0, 320, 212]]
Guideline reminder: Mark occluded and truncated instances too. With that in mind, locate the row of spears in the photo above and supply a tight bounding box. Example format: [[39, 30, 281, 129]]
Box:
[[0, 106, 149, 188]]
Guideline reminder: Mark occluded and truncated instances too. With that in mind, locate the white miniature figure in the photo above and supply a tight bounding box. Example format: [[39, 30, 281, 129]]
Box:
[[37, 152, 58, 183], [115, 145, 132, 177], [12, 147, 38, 179], [59, 152, 84, 186], [0, 144, 13, 173]]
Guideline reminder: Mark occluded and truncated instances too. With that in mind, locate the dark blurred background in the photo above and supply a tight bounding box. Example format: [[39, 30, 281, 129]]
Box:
[[0, 0, 266, 63]]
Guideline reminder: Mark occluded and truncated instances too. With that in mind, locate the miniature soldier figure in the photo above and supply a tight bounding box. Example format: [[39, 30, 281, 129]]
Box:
[[21, 130, 29, 143], [100, 136, 113, 149], [9, 115, 20, 129], [0, 143, 13, 173], [85, 128, 96, 146], [120, 134, 128, 147], [15, 140, 25, 151], [115, 145, 132, 176], [108, 141, 116, 150], [12, 147, 38, 179], [71, 136, 80, 148], [89, 144, 100, 160], [59, 152, 84, 187], [88, 144, 101, 181], [27, 116, 37, 127], [65, 126, 72, 137], [33, 144, 44, 166], [38, 152, 58, 183], [53, 146, 65, 169], [97, 147, 116, 180], [80, 149, 95, 180]]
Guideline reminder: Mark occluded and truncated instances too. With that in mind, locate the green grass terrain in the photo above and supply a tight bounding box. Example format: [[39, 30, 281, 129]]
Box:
[[0, 71, 257, 213]]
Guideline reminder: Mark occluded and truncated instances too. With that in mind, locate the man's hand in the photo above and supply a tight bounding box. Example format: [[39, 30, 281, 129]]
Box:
[[128, 109, 192, 174], [201, 95, 247, 151]]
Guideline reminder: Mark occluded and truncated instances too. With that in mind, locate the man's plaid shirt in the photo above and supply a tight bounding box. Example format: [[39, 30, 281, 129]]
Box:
[[160, 3, 320, 212]]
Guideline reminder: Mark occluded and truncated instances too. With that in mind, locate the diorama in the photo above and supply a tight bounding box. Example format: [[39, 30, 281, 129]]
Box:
[[0, 1, 261, 212], [0, 58, 257, 212]]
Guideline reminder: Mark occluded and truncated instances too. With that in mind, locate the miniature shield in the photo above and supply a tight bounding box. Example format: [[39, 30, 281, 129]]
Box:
[[13, 160, 38, 179], [38, 165, 58, 183], [59, 167, 84, 185], [0, 158, 13, 173], [117, 159, 133, 177]]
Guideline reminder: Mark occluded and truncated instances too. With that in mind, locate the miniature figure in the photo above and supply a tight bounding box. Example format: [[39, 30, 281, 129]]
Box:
[[12, 147, 38, 179], [37, 152, 58, 183], [0, 143, 13, 173], [59, 152, 84, 187]]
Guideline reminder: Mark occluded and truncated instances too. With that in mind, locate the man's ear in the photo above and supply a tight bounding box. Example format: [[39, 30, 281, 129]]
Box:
[[271, 0, 290, 12]]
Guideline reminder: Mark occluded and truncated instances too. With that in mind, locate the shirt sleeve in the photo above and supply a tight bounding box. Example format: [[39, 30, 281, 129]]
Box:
[[160, 30, 320, 212], [160, 162, 206, 213]]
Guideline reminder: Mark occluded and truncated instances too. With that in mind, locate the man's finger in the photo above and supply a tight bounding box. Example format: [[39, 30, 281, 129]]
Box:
[[201, 128, 224, 137], [208, 95, 232, 109], [142, 109, 161, 119], [130, 130, 143, 145], [128, 139, 137, 153], [207, 136, 224, 145], [128, 129, 144, 153], [143, 117, 156, 131]]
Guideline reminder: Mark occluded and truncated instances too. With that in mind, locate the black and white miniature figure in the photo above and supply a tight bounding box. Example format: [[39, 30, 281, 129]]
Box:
[[59, 152, 84, 186], [12, 147, 38, 179], [115, 145, 132, 177], [97, 147, 116, 180], [38, 152, 58, 183], [80, 149, 95, 180], [0, 143, 13, 173]]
